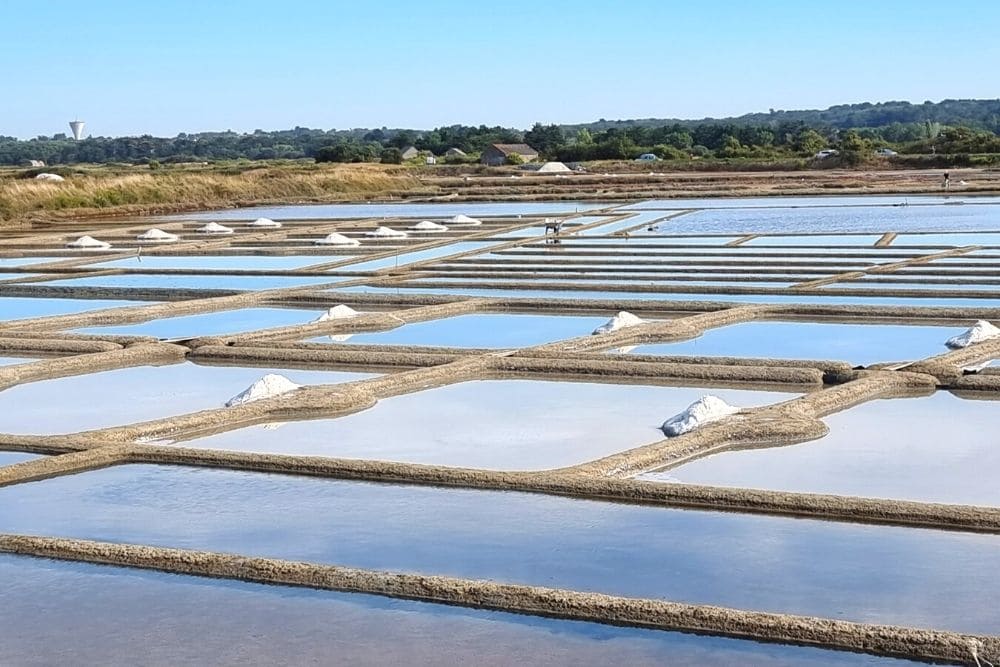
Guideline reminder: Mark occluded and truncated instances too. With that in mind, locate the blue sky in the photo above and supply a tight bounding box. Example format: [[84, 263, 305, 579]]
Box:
[[3, 0, 999, 138]]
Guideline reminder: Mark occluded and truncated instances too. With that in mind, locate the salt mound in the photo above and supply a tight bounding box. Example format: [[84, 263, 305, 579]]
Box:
[[593, 311, 645, 335], [197, 222, 234, 235], [315, 232, 361, 246], [66, 235, 111, 249], [136, 228, 179, 242], [409, 220, 449, 232], [946, 320, 1000, 349], [312, 304, 360, 323], [249, 217, 281, 228], [365, 226, 407, 238], [661, 395, 740, 437], [35, 173, 65, 182], [448, 214, 481, 225], [225, 374, 301, 407], [328, 333, 354, 342]]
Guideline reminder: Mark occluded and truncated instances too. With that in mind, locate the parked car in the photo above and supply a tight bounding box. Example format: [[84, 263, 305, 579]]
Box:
[[635, 153, 660, 161], [874, 147, 898, 157], [813, 149, 839, 159]]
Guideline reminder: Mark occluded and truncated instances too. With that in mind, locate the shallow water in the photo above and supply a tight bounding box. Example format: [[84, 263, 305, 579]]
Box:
[[0, 556, 919, 667], [743, 234, 883, 246], [834, 281, 1000, 293], [0, 257, 55, 267], [0, 364, 373, 435], [334, 284, 1000, 307], [310, 313, 611, 348], [622, 321, 962, 365], [892, 232, 1000, 246], [665, 204, 1000, 235], [90, 255, 349, 271], [180, 381, 790, 469], [1, 465, 997, 633], [566, 235, 741, 245], [620, 195, 1000, 210], [407, 277, 804, 289], [0, 296, 156, 322], [0, 356, 32, 366], [0, 451, 37, 466], [74, 307, 326, 339], [335, 242, 497, 272], [37, 274, 334, 291], [162, 202, 603, 221], [578, 211, 679, 236], [644, 393, 1000, 506]]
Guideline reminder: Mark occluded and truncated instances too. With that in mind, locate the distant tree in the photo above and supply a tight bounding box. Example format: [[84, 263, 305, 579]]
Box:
[[793, 129, 827, 154], [505, 152, 525, 165], [575, 128, 594, 145], [663, 130, 693, 150], [379, 147, 403, 164], [524, 123, 565, 156]]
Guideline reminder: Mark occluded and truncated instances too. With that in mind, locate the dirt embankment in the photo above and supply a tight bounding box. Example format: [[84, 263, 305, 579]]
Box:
[[4, 164, 998, 229]]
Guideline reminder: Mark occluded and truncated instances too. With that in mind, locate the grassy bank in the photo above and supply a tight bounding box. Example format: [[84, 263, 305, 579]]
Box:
[[0, 163, 422, 225]]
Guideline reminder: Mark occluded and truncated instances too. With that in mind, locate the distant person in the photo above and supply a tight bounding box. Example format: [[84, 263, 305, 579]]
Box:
[[943, 172, 951, 190]]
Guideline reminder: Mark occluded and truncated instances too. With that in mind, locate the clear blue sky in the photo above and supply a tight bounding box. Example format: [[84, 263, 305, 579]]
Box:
[[4, 0, 998, 138]]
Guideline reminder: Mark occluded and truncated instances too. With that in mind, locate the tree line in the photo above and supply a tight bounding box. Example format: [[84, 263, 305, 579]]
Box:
[[3, 99, 1000, 166]]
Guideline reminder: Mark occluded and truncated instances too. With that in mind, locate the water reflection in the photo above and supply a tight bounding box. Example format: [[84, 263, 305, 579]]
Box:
[[0, 465, 996, 633]]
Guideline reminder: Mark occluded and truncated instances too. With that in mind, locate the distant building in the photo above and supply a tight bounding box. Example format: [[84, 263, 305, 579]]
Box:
[[400, 146, 420, 160], [425, 156, 437, 165], [480, 143, 539, 166], [22, 159, 45, 167], [445, 147, 467, 157]]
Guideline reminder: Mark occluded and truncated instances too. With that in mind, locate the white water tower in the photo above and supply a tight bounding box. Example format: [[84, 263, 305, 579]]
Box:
[[69, 119, 86, 140]]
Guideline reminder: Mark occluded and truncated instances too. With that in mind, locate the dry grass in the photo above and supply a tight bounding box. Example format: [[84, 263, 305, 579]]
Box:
[[0, 164, 423, 224]]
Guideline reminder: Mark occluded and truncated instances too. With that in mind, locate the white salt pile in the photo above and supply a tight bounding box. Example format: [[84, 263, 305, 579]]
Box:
[[225, 374, 301, 407], [315, 233, 360, 246], [327, 333, 354, 342], [197, 222, 234, 235], [249, 217, 282, 228], [448, 214, 482, 225], [661, 395, 740, 437], [365, 226, 407, 238], [312, 304, 360, 323], [35, 173, 65, 182], [135, 228, 179, 242], [409, 220, 449, 232], [592, 311, 645, 335], [946, 320, 1000, 349], [66, 235, 111, 249]]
